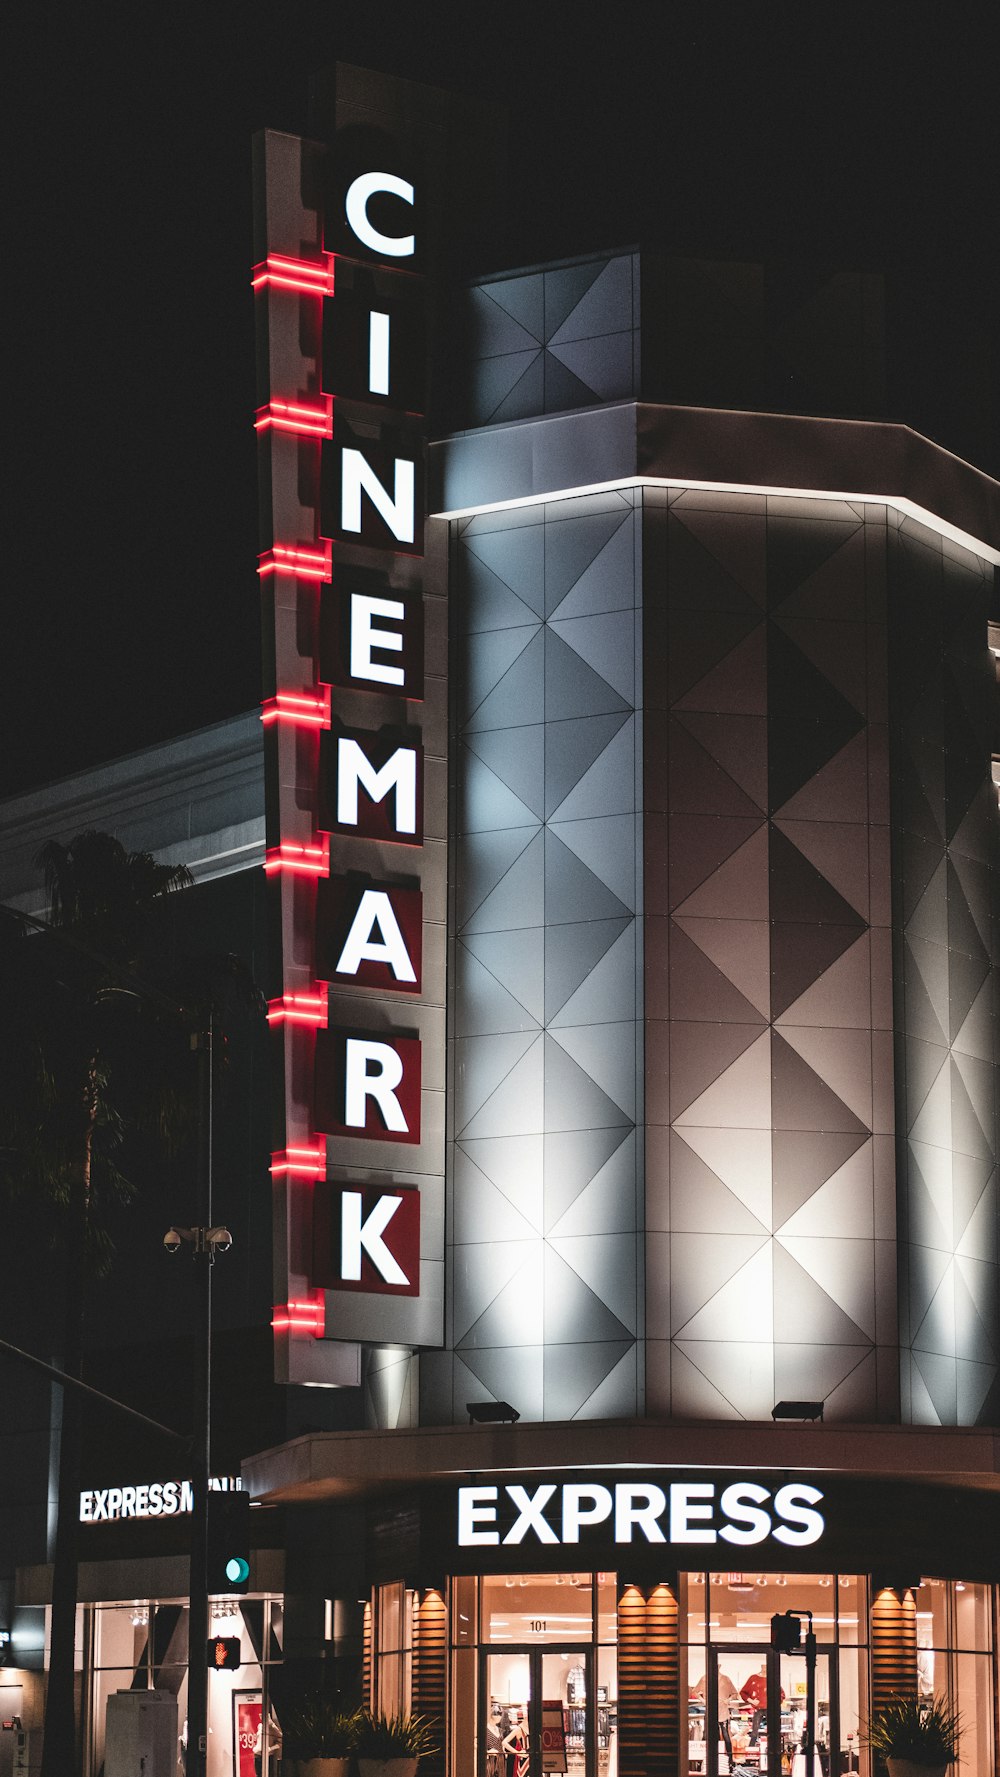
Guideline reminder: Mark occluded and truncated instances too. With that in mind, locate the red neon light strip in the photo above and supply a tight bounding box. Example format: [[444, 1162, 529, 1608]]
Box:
[[267, 988, 328, 1028], [260, 688, 331, 729], [263, 837, 330, 878], [251, 253, 335, 297], [272, 1296, 326, 1337], [254, 395, 333, 439], [257, 541, 332, 581], [269, 1141, 327, 1179]]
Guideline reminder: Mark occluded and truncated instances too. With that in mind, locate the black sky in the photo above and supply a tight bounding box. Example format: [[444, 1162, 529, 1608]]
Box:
[[4, 0, 998, 795]]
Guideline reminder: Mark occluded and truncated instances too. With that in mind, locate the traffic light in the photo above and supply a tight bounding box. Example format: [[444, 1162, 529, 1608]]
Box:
[[771, 1611, 802, 1653], [207, 1489, 251, 1594], [207, 1635, 241, 1672]]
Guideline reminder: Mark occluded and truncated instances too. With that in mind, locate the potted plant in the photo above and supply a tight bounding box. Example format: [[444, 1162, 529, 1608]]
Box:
[[279, 1692, 359, 1777], [866, 1694, 961, 1777], [354, 1708, 438, 1777]]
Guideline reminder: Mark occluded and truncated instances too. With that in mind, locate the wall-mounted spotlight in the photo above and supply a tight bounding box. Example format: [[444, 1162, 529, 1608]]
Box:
[[772, 1399, 824, 1422], [467, 1400, 520, 1425]]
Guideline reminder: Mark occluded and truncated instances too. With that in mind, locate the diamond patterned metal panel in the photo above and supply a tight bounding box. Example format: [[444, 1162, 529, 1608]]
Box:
[[890, 518, 1000, 1426], [460, 256, 638, 427], [432, 492, 643, 1424], [650, 494, 901, 1425], [434, 484, 998, 1434]]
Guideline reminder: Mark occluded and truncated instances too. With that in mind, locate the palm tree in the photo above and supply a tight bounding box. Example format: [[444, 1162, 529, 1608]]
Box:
[[0, 832, 194, 1776]]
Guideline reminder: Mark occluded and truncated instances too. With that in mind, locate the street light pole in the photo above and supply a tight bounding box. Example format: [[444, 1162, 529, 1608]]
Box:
[[186, 1020, 216, 1777], [163, 1206, 234, 1777]]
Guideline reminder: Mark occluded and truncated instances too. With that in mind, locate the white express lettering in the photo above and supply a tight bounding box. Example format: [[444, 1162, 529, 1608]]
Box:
[[503, 1484, 559, 1546], [669, 1482, 716, 1545], [341, 1190, 409, 1286], [458, 1485, 499, 1546], [561, 1484, 613, 1543], [336, 738, 417, 835], [341, 450, 415, 544], [79, 1476, 240, 1522], [615, 1484, 667, 1544], [349, 593, 406, 687], [718, 1482, 772, 1546], [772, 1483, 825, 1547], [454, 1481, 827, 1549], [336, 890, 417, 983], [344, 1038, 409, 1133], [345, 171, 415, 259], [369, 311, 391, 396]]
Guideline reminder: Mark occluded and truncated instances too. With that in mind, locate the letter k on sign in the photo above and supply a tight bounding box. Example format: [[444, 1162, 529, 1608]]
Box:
[[312, 1181, 420, 1296]]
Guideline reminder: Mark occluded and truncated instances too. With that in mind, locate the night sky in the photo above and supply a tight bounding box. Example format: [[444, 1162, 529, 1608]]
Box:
[[5, 1, 997, 797]]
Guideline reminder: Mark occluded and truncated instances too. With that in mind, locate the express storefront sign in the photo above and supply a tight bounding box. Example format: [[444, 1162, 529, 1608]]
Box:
[[79, 1476, 242, 1524], [430, 1472, 1000, 1582], [458, 1479, 825, 1552]]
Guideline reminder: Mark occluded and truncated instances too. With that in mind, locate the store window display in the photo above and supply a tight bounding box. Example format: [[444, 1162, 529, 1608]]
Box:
[[84, 1595, 283, 1777], [682, 1574, 861, 1776], [448, 1576, 617, 1777]]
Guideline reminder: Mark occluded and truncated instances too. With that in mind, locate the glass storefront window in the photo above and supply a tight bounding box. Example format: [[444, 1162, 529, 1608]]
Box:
[[481, 1574, 593, 1643], [707, 1573, 837, 1642], [86, 1599, 280, 1777], [839, 1646, 867, 1775], [376, 1583, 414, 1716], [596, 1573, 616, 1645], [836, 1574, 866, 1645], [954, 1582, 992, 1651], [684, 1571, 706, 1646], [915, 1578, 950, 1651], [93, 1603, 148, 1670], [955, 1651, 995, 1777]]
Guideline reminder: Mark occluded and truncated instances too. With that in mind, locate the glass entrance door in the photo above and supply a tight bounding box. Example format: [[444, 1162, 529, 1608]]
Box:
[[483, 1649, 593, 1777], [771, 1651, 831, 1775], [698, 1647, 837, 1774]]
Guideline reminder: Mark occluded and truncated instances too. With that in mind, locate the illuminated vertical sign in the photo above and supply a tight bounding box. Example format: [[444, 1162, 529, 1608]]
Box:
[[254, 76, 447, 1381]]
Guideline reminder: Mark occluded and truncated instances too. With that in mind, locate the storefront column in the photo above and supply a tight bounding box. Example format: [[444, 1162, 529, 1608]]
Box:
[[412, 1585, 447, 1777], [870, 1584, 918, 1722], [617, 1577, 680, 1777]]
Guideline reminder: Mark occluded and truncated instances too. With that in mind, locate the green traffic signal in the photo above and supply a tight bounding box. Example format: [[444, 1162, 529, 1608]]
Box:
[[225, 1555, 251, 1585]]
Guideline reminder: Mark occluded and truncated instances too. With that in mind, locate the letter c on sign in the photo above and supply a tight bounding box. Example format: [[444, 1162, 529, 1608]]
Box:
[[345, 172, 415, 258]]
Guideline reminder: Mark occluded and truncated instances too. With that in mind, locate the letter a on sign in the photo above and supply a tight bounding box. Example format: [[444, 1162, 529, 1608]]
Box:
[[312, 1182, 420, 1296]]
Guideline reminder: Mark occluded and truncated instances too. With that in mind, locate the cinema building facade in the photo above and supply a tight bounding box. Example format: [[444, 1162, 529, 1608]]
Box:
[[1, 61, 999, 1777]]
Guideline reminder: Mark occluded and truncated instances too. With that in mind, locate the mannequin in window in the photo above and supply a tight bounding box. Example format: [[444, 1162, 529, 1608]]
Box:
[[740, 1663, 782, 1710], [690, 1671, 739, 1710], [486, 1708, 503, 1777], [503, 1714, 529, 1777]]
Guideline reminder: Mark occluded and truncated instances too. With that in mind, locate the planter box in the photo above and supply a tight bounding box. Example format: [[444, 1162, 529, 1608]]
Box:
[[885, 1760, 947, 1777], [358, 1757, 419, 1777], [297, 1759, 351, 1777]]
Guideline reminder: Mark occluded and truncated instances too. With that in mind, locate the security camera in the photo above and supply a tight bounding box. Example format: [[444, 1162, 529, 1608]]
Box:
[[163, 1228, 183, 1254], [208, 1226, 233, 1253]]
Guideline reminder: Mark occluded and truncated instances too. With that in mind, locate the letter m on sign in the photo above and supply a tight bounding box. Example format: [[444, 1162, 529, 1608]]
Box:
[[312, 1182, 420, 1296]]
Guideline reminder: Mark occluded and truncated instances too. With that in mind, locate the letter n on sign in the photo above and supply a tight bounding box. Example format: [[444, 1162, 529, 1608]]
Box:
[[313, 1182, 420, 1295]]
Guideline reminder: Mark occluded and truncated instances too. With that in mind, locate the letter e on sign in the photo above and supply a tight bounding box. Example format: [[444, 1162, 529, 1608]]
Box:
[[313, 1182, 420, 1296]]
